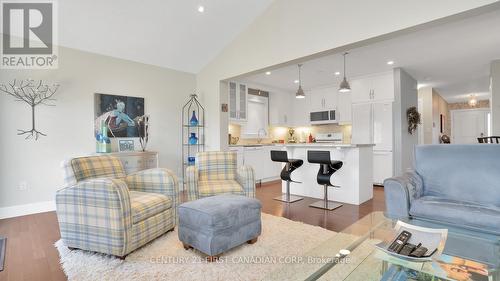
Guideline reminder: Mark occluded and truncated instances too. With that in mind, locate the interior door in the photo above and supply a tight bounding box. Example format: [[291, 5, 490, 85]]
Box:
[[452, 109, 489, 144], [351, 103, 373, 144]]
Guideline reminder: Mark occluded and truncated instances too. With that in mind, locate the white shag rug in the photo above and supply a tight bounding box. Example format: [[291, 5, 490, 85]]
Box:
[[55, 213, 348, 281]]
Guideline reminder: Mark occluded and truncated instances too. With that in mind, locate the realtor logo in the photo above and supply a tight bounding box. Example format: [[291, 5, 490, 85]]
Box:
[[1, 1, 58, 69]]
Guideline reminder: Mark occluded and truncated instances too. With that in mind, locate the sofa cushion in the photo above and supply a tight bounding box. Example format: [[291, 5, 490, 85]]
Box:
[[414, 145, 500, 207], [198, 180, 243, 197], [130, 191, 172, 224], [410, 196, 500, 233]]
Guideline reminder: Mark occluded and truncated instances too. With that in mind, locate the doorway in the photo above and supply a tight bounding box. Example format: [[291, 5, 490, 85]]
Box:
[[451, 109, 490, 144]]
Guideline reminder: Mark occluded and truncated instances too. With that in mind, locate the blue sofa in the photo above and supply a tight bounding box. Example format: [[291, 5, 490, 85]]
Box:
[[384, 144, 500, 234]]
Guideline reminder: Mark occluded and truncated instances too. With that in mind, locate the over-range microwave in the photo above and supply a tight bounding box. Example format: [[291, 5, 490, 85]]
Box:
[[310, 109, 337, 124]]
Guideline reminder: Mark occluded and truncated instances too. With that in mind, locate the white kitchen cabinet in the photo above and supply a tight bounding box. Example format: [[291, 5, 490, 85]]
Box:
[[229, 146, 244, 167], [351, 72, 394, 104], [337, 92, 352, 124], [352, 101, 394, 184], [243, 146, 280, 181], [351, 103, 373, 144], [291, 94, 310, 127], [269, 91, 292, 126], [372, 102, 393, 151], [371, 73, 394, 101], [350, 78, 372, 103], [229, 82, 247, 122], [373, 151, 393, 185], [309, 87, 337, 111]]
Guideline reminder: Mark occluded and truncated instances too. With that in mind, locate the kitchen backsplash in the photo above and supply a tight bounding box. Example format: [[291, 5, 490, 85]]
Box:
[[229, 123, 352, 145]]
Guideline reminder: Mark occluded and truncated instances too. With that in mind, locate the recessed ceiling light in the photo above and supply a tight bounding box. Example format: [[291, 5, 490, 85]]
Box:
[[387, 60, 394, 65], [334, 72, 341, 76], [265, 71, 271, 75], [197, 5, 205, 13], [294, 80, 299, 84]]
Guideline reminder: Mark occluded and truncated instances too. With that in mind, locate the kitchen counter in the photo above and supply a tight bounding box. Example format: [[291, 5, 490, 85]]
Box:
[[229, 143, 374, 148], [277, 144, 374, 205], [273, 143, 374, 148]]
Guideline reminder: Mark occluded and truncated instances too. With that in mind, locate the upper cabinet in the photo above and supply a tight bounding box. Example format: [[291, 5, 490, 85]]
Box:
[[309, 87, 337, 111], [350, 72, 394, 104], [337, 92, 352, 124], [229, 82, 248, 122], [291, 94, 310, 127], [269, 91, 292, 126]]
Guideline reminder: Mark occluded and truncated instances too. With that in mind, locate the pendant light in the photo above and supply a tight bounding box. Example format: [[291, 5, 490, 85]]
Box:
[[296, 64, 305, 99], [339, 52, 351, 93]]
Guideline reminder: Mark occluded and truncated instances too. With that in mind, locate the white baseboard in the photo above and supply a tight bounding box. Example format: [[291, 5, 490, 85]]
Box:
[[0, 200, 56, 219]]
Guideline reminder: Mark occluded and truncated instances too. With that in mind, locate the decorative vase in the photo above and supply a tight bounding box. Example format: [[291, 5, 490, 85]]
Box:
[[189, 133, 198, 145], [190, 110, 199, 126], [96, 120, 111, 153]]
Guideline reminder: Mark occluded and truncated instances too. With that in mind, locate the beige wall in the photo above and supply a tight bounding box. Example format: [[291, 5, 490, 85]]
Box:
[[432, 89, 450, 143], [418, 87, 451, 144], [196, 0, 498, 151], [418, 87, 434, 144], [0, 47, 196, 209]]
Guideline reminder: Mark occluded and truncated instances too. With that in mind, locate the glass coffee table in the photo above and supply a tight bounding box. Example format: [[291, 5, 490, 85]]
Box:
[[266, 212, 499, 281]]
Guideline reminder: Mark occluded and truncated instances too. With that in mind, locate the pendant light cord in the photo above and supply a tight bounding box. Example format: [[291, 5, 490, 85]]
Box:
[[298, 64, 302, 87], [343, 52, 348, 79]]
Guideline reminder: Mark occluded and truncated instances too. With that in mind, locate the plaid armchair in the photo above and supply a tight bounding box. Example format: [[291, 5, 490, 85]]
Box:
[[186, 151, 255, 201], [56, 155, 179, 258]]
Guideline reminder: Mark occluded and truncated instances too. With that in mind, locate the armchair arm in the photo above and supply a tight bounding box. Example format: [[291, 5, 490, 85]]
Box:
[[125, 168, 180, 218], [55, 178, 132, 256], [383, 171, 423, 219], [186, 166, 199, 202], [237, 165, 255, 198]]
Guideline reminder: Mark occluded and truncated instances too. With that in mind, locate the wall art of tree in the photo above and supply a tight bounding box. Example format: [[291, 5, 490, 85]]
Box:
[[0, 79, 59, 140]]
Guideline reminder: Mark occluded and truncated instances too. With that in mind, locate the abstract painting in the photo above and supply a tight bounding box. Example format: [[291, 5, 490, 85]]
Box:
[[94, 93, 144, 138]]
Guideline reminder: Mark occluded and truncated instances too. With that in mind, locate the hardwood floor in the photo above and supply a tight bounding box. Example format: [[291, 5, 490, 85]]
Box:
[[257, 180, 386, 232], [0, 182, 385, 281]]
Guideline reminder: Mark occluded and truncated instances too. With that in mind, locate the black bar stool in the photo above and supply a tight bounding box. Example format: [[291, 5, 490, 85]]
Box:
[[270, 150, 304, 203], [307, 150, 343, 210]]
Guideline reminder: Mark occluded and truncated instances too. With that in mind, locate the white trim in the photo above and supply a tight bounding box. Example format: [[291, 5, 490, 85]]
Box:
[[0, 200, 56, 219]]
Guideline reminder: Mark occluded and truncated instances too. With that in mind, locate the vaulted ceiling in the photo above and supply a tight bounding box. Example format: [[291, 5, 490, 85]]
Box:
[[242, 8, 500, 103], [58, 0, 274, 73]]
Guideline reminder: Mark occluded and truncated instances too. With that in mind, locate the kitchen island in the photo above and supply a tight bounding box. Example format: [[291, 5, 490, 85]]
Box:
[[274, 143, 374, 205]]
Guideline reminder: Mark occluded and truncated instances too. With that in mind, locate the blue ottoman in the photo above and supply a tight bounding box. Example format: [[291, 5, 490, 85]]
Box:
[[178, 194, 262, 260]]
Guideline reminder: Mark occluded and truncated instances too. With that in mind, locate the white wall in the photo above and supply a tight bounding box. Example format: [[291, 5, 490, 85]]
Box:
[[491, 60, 500, 135], [393, 68, 419, 175], [0, 47, 196, 211], [196, 0, 498, 150]]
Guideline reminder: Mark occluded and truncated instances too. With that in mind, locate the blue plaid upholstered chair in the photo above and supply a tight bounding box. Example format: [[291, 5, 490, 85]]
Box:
[[186, 151, 255, 201], [55, 155, 179, 258]]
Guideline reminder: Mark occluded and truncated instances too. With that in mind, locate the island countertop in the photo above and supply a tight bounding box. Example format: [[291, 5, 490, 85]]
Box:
[[272, 143, 375, 148]]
